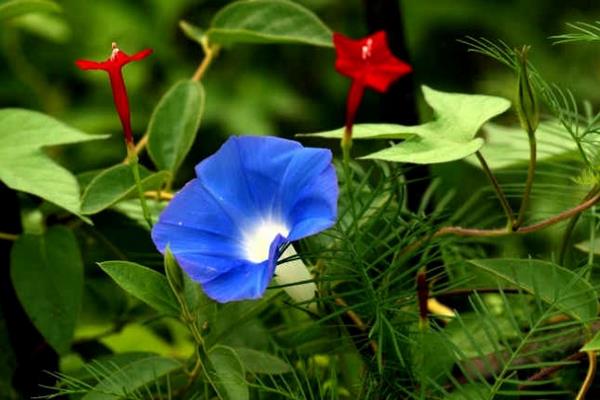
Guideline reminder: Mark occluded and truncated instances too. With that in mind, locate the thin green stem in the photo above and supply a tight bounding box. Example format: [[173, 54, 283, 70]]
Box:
[[342, 136, 352, 170], [192, 38, 219, 83], [475, 151, 515, 227], [588, 205, 596, 268], [167, 269, 207, 394], [0, 231, 18, 241], [127, 146, 153, 229], [558, 186, 599, 265], [341, 135, 358, 225], [514, 130, 537, 229], [576, 351, 597, 400], [575, 138, 592, 169], [558, 213, 582, 266]]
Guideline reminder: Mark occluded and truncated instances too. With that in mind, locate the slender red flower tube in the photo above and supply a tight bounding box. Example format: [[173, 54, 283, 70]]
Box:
[[333, 31, 412, 142], [76, 43, 152, 147]]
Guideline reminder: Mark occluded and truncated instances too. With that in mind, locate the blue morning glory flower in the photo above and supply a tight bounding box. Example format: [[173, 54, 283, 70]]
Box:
[[151, 136, 338, 303]]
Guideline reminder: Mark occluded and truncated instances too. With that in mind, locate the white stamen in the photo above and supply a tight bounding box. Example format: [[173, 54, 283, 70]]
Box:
[[110, 42, 119, 60], [243, 220, 289, 263], [361, 38, 373, 60]]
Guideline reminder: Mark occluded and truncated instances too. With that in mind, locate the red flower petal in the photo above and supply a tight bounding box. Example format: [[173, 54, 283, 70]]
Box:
[[130, 48, 153, 62], [75, 44, 152, 146], [75, 59, 105, 70], [333, 31, 412, 92], [333, 31, 412, 141]]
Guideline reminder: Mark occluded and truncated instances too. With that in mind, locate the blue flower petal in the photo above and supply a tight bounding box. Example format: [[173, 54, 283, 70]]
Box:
[[202, 235, 286, 302], [152, 222, 243, 282], [151, 177, 251, 282], [287, 164, 338, 240], [275, 148, 338, 240], [151, 136, 339, 303], [153, 178, 243, 238], [195, 136, 303, 219]]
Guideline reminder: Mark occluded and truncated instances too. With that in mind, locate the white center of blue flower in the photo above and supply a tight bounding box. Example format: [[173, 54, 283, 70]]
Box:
[[243, 220, 289, 263]]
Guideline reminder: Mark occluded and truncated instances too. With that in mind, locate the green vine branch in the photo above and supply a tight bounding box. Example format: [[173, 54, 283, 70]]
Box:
[[402, 188, 600, 256], [576, 351, 597, 400]]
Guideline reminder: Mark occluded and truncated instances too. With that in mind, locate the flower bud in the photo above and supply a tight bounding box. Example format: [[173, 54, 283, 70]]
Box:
[[164, 246, 185, 296], [274, 245, 317, 312], [515, 46, 539, 134]]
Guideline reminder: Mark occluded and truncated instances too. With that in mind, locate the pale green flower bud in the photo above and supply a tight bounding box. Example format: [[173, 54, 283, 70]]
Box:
[[515, 46, 539, 134]]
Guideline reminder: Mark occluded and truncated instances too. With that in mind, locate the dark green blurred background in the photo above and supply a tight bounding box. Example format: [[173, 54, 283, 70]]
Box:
[[1, 0, 600, 185], [2, 2, 600, 397]]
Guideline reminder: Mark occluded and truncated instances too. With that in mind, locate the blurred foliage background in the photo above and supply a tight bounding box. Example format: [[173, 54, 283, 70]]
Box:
[[3, 0, 600, 398], [3, 0, 598, 258], [3, 0, 600, 180]]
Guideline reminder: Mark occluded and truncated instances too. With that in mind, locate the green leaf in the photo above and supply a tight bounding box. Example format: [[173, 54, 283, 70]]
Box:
[[99, 323, 194, 357], [207, 345, 249, 400], [445, 313, 520, 359], [111, 198, 165, 230], [412, 331, 455, 383], [575, 238, 600, 255], [0, 109, 108, 215], [445, 384, 491, 400], [11, 12, 71, 43], [179, 20, 204, 45], [147, 80, 204, 175], [82, 355, 181, 400], [464, 120, 577, 170], [98, 261, 180, 316], [581, 330, 600, 352], [10, 226, 83, 354], [297, 123, 416, 140], [207, 0, 332, 47], [234, 347, 292, 374], [0, 0, 60, 21], [80, 163, 170, 215], [467, 258, 598, 322], [365, 136, 485, 164], [363, 86, 510, 164]]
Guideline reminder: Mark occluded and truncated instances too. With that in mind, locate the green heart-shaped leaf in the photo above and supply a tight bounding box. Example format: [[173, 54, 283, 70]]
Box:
[[364, 86, 511, 164], [363, 136, 485, 164], [207, 0, 332, 47], [298, 123, 416, 140], [80, 163, 170, 215], [10, 226, 83, 354], [147, 80, 204, 176], [298, 86, 510, 164], [207, 345, 249, 400], [0, 109, 108, 215], [98, 261, 180, 317]]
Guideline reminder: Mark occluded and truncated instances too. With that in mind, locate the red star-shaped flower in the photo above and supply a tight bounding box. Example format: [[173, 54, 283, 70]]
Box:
[[76, 43, 152, 148], [334, 31, 412, 92], [333, 31, 412, 143]]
